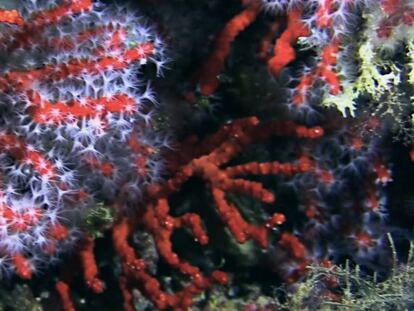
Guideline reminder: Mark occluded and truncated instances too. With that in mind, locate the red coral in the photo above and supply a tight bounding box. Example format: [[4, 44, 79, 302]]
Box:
[[0, 9, 24, 26], [56, 281, 76, 311], [292, 39, 341, 105], [104, 117, 323, 309], [0, 0, 164, 281], [377, 0, 414, 38], [191, 0, 260, 97], [267, 9, 309, 76]]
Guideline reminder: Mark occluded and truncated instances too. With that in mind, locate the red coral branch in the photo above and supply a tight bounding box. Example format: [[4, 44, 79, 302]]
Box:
[[0, 9, 24, 26], [292, 39, 341, 105], [192, 0, 260, 97], [108, 117, 324, 309], [377, 0, 414, 38], [79, 234, 104, 294], [268, 9, 309, 76], [56, 280, 75, 311]]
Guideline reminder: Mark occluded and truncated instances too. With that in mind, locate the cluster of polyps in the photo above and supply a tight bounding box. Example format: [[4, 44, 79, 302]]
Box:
[[0, 0, 167, 278]]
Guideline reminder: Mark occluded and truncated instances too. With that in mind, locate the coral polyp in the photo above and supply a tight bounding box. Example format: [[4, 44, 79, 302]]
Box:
[[0, 0, 167, 278]]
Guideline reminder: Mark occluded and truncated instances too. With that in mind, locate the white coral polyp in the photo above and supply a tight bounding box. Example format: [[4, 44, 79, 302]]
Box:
[[0, 0, 168, 277]]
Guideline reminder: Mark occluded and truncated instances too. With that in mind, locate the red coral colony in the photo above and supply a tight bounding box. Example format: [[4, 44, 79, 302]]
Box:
[[0, 0, 413, 310]]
